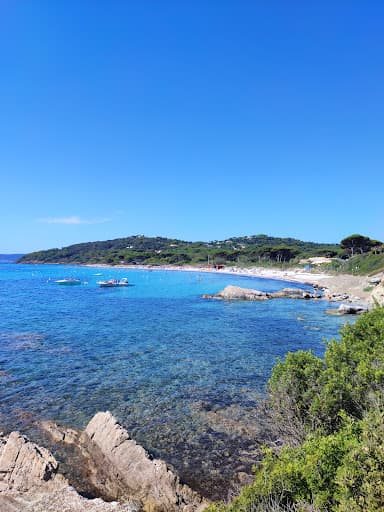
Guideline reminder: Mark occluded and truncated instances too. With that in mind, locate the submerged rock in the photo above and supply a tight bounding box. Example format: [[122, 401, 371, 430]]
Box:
[[40, 420, 80, 445]]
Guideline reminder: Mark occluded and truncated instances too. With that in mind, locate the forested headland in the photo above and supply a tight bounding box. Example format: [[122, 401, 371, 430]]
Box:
[[18, 233, 384, 275]]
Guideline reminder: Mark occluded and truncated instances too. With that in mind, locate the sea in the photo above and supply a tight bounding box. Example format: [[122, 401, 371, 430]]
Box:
[[0, 263, 347, 499]]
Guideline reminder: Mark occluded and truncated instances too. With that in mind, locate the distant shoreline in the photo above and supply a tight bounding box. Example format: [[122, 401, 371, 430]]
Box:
[[82, 262, 374, 306], [16, 260, 376, 305]]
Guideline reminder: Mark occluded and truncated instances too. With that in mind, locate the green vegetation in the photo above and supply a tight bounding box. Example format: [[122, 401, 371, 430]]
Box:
[[208, 307, 384, 511], [18, 234, 341, 266], [324, 253, 384, 276], [323, 234, 384, 275], [17, 233, 384, 276], [340, 234, 382, 257]]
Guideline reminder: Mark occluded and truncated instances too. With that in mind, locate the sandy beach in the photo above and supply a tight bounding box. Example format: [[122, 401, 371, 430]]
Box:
[[214, 266, 375, 304]]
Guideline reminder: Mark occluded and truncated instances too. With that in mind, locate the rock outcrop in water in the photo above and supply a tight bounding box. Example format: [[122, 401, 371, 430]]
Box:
[[203, 285, 318, 301], [0, 412, 208, 512], [326, 303, 369, 315], [203, 285, 374, 313]]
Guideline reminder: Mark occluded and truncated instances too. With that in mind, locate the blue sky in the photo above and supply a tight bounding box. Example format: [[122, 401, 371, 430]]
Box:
[[1, 1, 383, 252]]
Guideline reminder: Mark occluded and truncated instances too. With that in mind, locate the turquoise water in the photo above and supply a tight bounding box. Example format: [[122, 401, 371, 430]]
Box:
[[0, 263, 346, 497]]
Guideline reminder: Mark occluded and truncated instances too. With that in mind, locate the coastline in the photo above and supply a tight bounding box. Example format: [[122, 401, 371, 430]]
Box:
[[19, 259, 379, 305], [83, 262, 376, 306], [3, 263, 381, 508]]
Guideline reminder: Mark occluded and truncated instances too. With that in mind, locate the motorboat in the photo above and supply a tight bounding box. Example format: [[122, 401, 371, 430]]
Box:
[[97, 278, 129, 288], [55, 278, 81, 285]]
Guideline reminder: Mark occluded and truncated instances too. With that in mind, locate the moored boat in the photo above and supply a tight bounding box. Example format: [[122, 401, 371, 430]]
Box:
[[97, 278, 129, 287], [55, 278, 81, 285]]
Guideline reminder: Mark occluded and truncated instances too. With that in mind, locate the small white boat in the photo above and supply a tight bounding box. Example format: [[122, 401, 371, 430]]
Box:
[[97, 278, 129, 288], [55, 278, 81, 285]]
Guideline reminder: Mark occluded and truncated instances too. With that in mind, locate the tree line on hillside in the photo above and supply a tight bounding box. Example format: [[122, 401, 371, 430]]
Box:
[[340, 234, 383, 256], [330, 235, 384, 275], [17, 234, 342, 266], [17, 233, 383, 270]]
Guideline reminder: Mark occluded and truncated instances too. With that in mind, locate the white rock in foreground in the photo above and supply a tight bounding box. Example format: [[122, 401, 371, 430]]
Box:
[[0, 431, 61, 492], [82, 411, 208, 512], [0, 411, 208, 512], [0, 431, 136, 512]]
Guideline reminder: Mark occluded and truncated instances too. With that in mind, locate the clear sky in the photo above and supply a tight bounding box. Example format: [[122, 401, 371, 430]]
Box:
[[1, 1, 383, 252]]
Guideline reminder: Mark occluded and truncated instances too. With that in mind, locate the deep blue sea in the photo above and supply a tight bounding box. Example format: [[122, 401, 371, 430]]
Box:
[[0, 263, 347, 497]]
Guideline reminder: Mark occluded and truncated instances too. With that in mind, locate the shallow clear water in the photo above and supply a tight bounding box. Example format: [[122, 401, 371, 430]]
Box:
[[0, 263, 346, 497]]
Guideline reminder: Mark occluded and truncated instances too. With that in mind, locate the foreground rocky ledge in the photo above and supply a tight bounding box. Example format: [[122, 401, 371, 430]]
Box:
[[0, 412, 208, 512]]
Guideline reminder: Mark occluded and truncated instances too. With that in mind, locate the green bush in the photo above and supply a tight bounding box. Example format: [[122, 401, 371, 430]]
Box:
[[208, 307, 384, 512], [268, 351, 324, 444], [335, 407, 384, 511]]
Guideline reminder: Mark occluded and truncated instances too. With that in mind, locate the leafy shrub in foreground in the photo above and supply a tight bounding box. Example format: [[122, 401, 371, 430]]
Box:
[[335, 406, 384, 511], [269, 308, 384, 437], [208, 307, 384, 512]]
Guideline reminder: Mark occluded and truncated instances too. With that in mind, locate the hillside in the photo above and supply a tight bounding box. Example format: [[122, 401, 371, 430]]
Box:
[[17, 234, 341, 266], [324, 252, 384, 276]]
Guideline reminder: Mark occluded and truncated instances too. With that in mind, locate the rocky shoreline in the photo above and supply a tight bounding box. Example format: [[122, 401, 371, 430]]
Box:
[[0, 412, 209, 512], [200, 266, 383, 307], [202, 284, 370, 315], [203, 285, 321, 301]]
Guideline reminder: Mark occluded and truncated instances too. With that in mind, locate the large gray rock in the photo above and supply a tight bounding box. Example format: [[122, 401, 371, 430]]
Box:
[[269, 287, 315, 299], [0, 487, 137, 512], [81, 412, 208, 512], [203, 285, 317, 301], [0, 431, 137, 512], [338, 303, 369, 315], [0, 412, 208, 512], [204, 285, 268, 300], [326, 303, 369, 315], [0, 431, 61, 492]]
